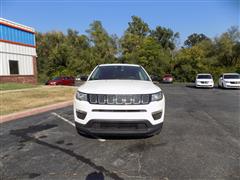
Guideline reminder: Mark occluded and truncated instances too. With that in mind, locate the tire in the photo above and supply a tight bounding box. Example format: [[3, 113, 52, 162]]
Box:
[[222, 83, 224, 89]]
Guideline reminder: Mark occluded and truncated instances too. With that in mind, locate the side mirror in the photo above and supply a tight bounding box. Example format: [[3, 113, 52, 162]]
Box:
[[220, 77, 223, 80], [80, 76, 88, 81]]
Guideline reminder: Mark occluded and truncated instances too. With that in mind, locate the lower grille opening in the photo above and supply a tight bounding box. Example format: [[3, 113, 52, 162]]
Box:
[[92, 109, 146, 112], [90, 122, 148, 130]]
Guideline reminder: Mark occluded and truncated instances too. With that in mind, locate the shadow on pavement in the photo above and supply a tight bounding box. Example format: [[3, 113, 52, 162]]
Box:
[[86, 171, 104, 180]]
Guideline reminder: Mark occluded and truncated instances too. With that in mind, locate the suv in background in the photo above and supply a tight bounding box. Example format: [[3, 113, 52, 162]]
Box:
[[218, 73, 240, 89], [46, 76, 75, 86], [195, 73, 214, 88], [74, 64, 165, 136]]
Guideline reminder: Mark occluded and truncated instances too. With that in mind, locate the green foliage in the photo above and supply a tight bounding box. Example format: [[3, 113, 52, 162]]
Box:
[[126, 16, 150, 37], [36, 17, 239, 83], [184, 33, 210, 47], [151, 26, 179, 50], [215, 27, 240, 67]]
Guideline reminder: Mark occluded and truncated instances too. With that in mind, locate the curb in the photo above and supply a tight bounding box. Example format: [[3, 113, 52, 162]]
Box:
[[0, 100, 73, 123]]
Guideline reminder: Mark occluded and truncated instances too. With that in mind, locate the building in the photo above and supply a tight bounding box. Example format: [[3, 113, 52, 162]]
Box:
[[0, 18, 37, 84]]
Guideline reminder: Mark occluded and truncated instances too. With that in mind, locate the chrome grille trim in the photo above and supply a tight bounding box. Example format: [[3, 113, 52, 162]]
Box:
[[88, 94, 150, 105]]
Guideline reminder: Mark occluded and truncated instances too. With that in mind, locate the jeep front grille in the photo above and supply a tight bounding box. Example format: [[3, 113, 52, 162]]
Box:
[[88, 94, 150, 105]]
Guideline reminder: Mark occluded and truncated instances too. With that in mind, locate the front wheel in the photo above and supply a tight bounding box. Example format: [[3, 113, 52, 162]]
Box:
[[221, 83, 225, 89]]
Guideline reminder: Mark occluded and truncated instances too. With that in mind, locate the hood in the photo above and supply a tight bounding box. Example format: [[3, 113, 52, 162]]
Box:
[[78, 80, 161, 94], [196, 79, 213, 81], [223, 78, 240, 82]]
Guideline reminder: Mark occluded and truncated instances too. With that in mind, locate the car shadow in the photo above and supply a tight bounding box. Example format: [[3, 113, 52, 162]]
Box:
[[78, 131, 154, 140], [86, 171, 104, 180], [185, 84, 216, 89]]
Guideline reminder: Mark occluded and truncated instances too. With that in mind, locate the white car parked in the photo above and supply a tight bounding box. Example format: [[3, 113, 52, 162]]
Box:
[[195, 73, 214, 88], [218, 73, 240, 89], [74, 64, 165, 136]]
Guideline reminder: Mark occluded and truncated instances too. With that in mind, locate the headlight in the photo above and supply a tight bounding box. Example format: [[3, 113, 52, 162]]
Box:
[[76, 91, 87, 101], [151, 91, 163, 101]]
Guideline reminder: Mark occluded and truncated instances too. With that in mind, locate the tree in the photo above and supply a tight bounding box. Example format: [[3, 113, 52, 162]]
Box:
[[184, 33, 210, 47], [227, 26, 240, 43], [150, 26, 179, 50], [216, 33, 240, 67], [86, 20, 117, 65], [35, 17, 239, 83], [126, 16, 150, 37]]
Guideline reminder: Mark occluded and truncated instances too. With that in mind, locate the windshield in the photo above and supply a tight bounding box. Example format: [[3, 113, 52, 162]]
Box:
[[89, 65, 150, 81], [164, 74, 172, 77], [224, 74, 240, 79], [197, 75, 212, 79], [52, 77, 61, 80]]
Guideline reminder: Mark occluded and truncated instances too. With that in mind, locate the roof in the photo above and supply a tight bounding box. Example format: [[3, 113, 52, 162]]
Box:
[[197, 73, 212, 75], [99, 63, 140, 66], [0, 18, 35, 33], [223, 73, 239, 75]]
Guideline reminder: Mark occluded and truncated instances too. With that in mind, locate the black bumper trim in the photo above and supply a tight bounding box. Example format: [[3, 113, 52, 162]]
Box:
[[75, 119, 163, 136]]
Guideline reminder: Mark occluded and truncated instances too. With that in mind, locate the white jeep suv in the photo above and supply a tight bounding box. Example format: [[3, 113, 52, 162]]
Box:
[[74, 64, 165, 136]]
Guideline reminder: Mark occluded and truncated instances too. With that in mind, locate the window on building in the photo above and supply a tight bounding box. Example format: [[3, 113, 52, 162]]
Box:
[[9, 60, 19, 74]]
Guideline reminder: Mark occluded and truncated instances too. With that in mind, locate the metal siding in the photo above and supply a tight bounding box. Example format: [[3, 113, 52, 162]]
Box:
[[0, 53, 9, 75], [0, 52, 33, 75], [0, 42, 36, 56], [0, 18, 35, 32], [0, 24, 35, 46]]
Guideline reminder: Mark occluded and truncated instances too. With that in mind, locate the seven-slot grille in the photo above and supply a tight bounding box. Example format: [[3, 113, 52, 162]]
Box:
[[88, 94, 150, 105]]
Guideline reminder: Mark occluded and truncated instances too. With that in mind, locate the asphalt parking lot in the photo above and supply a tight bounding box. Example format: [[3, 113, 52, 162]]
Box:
[[1, 84, 239, 180]]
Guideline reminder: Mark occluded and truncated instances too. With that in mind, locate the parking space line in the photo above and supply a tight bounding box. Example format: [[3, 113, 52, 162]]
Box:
[[51, 112, 75, 127], [51, 112, 106, 142]]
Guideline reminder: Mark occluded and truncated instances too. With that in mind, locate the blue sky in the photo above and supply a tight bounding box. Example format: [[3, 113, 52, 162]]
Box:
[[1, 0, 239, 44]]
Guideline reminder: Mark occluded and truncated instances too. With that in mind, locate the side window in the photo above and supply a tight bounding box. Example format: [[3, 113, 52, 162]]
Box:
[[9, 60, 19, 75]]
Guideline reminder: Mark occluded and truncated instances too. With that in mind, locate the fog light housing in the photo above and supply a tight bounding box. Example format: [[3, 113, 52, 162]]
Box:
[[152, 111, 162, 120], [76, 110, 87, 120]]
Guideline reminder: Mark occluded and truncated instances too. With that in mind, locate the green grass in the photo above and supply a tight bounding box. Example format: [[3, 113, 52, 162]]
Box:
[[0, 83, 38, 91]]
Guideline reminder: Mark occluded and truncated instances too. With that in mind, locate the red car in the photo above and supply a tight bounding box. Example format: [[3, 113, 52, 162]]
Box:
[[162, 74, 173, 83], [46, 76, 75, 86]]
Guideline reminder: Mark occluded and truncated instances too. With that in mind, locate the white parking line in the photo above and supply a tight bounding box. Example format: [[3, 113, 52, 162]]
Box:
[[51, 112, 75, 127], [51, 112, 106, 142]]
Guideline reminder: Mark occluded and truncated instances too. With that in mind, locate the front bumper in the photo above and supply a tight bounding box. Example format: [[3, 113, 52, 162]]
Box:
[[196, 82, 214, 88], [74, 96, 165, 135], [162, 80, 173, 83], [223, 82, 240, 88], [75, 120, 163, 136]]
